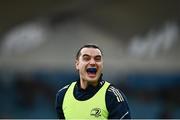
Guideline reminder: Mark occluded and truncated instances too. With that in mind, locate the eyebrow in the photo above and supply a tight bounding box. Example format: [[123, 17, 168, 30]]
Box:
[[82, 54, 90, 57], [82, 54, 102, 58], [95, 55, 101, 58]]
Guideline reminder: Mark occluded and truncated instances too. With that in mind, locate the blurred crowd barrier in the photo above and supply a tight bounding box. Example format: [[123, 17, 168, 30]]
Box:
[[0, 70, 179, 119]]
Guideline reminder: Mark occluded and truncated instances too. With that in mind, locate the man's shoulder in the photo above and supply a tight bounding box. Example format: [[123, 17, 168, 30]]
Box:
[[56, 84, 71, 97], [59, 84, 71, 92], [106, 84, 127, 102], [105, 84, 131, 119]]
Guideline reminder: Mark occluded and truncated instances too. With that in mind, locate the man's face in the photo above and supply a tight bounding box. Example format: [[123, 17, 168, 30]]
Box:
[[75, 47, 103, 83]]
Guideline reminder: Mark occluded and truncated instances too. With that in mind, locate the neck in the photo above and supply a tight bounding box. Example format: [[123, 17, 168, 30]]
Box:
[[80, 79, 98, 90]]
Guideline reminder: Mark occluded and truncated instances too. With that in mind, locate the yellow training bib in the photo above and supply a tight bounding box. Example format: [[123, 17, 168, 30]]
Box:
[[62, 81, 110, 119]]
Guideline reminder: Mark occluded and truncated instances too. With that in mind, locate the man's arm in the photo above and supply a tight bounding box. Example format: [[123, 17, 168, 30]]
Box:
[[106, 85, 131, 119], [55, 85, 70, 119]]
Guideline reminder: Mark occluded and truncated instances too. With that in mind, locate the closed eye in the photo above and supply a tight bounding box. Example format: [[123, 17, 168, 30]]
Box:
[[94, 55, 101, 62], [83, 54, 91, 61]]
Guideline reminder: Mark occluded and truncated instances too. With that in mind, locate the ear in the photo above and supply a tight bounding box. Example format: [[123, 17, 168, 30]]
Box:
[[75, 60, 79, 70]]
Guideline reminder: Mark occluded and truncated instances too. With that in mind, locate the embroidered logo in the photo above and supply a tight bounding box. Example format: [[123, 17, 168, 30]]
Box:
[[90, 108, 101, 117]]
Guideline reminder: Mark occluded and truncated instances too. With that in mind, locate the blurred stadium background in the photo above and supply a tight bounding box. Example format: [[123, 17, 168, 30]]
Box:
[[0, 0, 180, 118]]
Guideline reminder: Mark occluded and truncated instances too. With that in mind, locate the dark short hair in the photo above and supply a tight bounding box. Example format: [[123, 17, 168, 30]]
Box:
[[76, 44, 103, 60]]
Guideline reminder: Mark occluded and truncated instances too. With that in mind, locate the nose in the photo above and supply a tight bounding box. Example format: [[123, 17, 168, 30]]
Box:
[[89, 58, 96, 66]]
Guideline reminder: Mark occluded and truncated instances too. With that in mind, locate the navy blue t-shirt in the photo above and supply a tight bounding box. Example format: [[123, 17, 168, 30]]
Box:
[[55, 79, 131, 119]]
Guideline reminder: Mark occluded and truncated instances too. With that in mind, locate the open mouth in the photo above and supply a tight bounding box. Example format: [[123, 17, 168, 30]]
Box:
[[86, 68, 97, 77]]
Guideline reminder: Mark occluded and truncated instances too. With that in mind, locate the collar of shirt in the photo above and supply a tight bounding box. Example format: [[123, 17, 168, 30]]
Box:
[[74, 76, 105, 100], [76, 77, 105, 91]]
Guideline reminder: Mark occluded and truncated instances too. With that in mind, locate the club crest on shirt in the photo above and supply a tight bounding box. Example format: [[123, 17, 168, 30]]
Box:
[[90, 108, 101, 117]]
